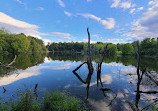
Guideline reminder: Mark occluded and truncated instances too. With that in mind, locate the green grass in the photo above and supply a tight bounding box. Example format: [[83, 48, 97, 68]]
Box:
[[0, 89, 86, 111]]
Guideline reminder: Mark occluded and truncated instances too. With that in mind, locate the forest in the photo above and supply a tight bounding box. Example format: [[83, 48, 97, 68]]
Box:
[[0, 28, 47, 53], [47, 38, 158, 57]]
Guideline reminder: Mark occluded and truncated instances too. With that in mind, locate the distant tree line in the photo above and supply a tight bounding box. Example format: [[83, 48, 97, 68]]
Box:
[[0, 28, 47, 53], [47, 38, 158, 57]]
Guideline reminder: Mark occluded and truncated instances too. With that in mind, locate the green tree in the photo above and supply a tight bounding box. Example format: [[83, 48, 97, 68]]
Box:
[[122, 43, 134, 55]]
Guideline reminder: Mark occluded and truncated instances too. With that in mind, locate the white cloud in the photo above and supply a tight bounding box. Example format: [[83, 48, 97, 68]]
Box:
[[79, 13, 115, 29], [111, 0, 120, 8], [57, 0, 65, 7], [111, 0, 135, 9], [100, 18, 115, 29], [0, 12, 41, 39], [130, 8, 136, 13], [92, 34, 102, 39], [102, 38, 124, 44], [16, 0, 26, 5], [64, 11, 72, 17], [130, 7, 144, 14], [38, 7, 44, 11], [62, 37, 72, 40], [44, 32, 71, 37], [43, 39, 51, 45], [124, 0, 158, 41], [120, 2, 132, 9], [0, 12, 73, 44], [82, 39, 97, 43], [137, 7, 144, 11], [41, 32, 73, 40]]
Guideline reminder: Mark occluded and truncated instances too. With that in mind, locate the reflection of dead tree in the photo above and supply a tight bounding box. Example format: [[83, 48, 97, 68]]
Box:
[[97, 44, 109, 87], [135, 42, 158, 110], [121, 89, 138, 111], [0, 55, 17, 68], [3, 87, 6, 93], [141, 98, 158, 111], [73, 28, 117, 103], [122, 41, 158, 111], [34, 84, 38, 100], [144, 72, 158, 86], [73, 28, 94, 100]]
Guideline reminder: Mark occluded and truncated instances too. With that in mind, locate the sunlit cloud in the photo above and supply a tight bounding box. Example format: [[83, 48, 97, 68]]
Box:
[[111, 0, 135, 9], [130, 7, 144, 14], [16, 0, 26, 6], [0, 12, 41, 38], [64, 11, 72, 17], [78, 13, 115, 29], [57, 0, 65, 7], [0, 12, 75, 44]]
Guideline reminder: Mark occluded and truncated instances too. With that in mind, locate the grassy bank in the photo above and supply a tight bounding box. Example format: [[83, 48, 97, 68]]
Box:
[[0, 89, 86, 111]]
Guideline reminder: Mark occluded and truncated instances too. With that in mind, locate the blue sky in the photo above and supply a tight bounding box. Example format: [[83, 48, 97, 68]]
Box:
[[0, 0, 158, 45]]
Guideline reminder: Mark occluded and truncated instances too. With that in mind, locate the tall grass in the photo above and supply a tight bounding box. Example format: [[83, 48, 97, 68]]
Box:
[[0, 89, 86, 111]]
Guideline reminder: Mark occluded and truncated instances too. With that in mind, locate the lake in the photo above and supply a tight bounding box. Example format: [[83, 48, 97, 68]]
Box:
[[0, 52, 158, 111]]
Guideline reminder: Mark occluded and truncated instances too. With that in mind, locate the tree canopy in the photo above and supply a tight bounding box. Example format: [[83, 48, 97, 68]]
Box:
[[0, 29, 47, 53]]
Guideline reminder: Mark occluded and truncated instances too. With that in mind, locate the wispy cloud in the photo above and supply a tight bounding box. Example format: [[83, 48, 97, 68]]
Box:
[[62, 37, 72, 40], [64, 11, 72, 17], [37, 7, 44, 11], [111, 0, 135, 9], [41, 32, 74, 40], [0, 12, 40, 38], [137, 7, 144, 11], [0, 12, 74, 44], [43, 32, 71, 37], [78, 13, 115, 29], [92, 34, 102, 39], [16, 0, 26, 5], [130, 8, 136, 13], [102, 38, 125, 44], [57, 0, 65, 7], [111, 0, 120, 8], [130, 7, 144, 14]]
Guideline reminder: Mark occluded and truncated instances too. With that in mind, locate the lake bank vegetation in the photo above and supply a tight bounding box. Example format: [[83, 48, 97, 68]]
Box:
[[0, 28, 47, 54], [0, 88, 86, 111], [47, 38, 158, 58]]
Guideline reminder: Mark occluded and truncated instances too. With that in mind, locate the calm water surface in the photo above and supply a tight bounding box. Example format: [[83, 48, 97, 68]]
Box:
[[0, 53, 158, 111]]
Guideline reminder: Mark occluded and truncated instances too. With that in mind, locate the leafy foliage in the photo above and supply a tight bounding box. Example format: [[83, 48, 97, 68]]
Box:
[[122, 43, 134, 55], [0, 89, 86, 111], [0, 29, 47, 53]]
